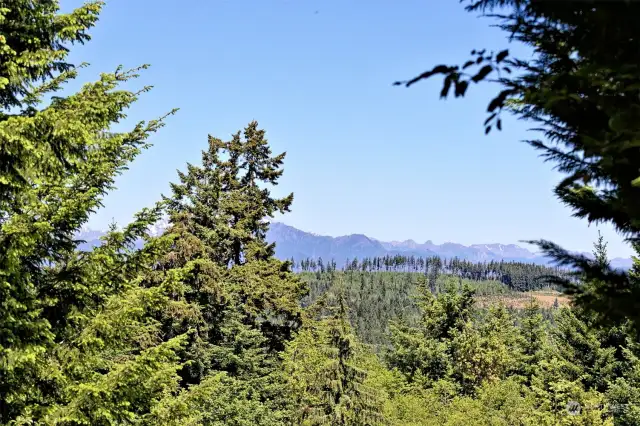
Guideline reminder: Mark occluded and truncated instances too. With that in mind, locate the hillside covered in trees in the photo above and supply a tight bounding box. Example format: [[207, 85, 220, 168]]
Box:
[[3, 0, 640, 425], [293, 255, 570, 290]]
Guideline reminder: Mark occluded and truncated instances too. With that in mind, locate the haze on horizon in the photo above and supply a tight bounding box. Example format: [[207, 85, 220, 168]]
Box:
[[64, 0, 633, 258]]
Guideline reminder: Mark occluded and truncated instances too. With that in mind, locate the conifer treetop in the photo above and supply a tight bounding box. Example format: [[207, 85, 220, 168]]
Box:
[[166, 120, 293, 267]]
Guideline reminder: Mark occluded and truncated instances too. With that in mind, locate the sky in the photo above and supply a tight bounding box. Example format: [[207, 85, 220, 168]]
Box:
[[63, 0, 632, 258]]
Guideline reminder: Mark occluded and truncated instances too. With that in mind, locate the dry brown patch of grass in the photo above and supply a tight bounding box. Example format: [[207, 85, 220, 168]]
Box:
[[475, 291, 571, 309]]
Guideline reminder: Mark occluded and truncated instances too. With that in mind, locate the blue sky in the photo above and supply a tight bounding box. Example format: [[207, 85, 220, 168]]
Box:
[[64, 0, 632, 258]]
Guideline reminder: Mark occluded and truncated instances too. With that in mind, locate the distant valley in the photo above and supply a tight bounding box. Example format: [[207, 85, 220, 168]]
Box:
[[77, 221, 633, 269]]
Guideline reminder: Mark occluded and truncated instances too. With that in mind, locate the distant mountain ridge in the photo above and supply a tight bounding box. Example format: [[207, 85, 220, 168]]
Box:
[[76, 221, 634, 269], [267, 223, 547, 265]]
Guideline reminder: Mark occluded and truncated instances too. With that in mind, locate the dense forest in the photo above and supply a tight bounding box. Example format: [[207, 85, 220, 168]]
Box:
[[2, 0, 640, 425], [293, 255, 571, 291], [296, 262, 567, 349]]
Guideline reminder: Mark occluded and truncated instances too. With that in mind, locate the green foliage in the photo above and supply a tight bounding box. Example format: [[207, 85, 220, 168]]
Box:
[[0, 0, 102, 110], [297, 235, 638, 424], [388, 283, 522, 395], [396, 0, 640, 329], [165, 121, 293, 267], [283, 288, 385, 425], [155, 122, 307, 386], [299, 267, 559, 349], [296, 255, 568, 292], [0, 1, 177, 421], [606, 344, 640, 425], [0, 3, 305, 422], [516, 300, 548, 384], [148, 372, 284, 426], [382, 285, 621, 424]]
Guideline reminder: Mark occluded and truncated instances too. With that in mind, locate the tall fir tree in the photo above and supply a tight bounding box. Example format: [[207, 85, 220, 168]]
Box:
[[0, 1, 179, 420], [516, 299, 548, 385], [396, 0, 640, 329], [0, 1, 101, 110], [387, 281, 475, 388], [165, 122, 293, 267], [130, 122, 309, 422], [283, 283, 385, 425], [160, 121, 306, 352]]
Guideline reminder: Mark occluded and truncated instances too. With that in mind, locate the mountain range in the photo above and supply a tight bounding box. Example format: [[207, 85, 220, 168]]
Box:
[[266, 223, 633, 269], [77, 221, 634, 269]]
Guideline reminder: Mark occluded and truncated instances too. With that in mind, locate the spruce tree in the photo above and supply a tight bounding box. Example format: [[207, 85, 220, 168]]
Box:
[[516, 299, 548, 384], [593, 231, 609, 269], [39, 120, 309, 425], [396, 0, 640, 329], [160, 121, 306, 352], [387, 281, 475, 387], [450, 304, 520, 394], [165, 122, 293, 267], [283, 284, 385, 425], [0, 1, 177, 420], [606, 342, 640, 425], [124, 122, 308, 423], [549, 308, 617, 393], [0, 1, 101, 110]]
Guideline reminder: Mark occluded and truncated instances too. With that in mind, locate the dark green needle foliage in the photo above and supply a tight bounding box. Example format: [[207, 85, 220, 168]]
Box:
[[0, 1, 179, 421], [283, 285, 385, 425], [395, 0, 640, 330]]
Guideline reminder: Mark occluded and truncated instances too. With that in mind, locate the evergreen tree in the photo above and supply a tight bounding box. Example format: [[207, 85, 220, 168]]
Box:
[[387, 281, 475, 388], [160, 121, 306, 352], [528, 355, 613, 425], [137, 122, 308, 420], [7, 2, 639, 424], [450, 304, 520, 394], [593, 231, 609, 269], [396, 0, 640, 328], [283, 286, 385, 425], [0, 1, 177, 420], [165, 122, 293, 267], [516, 299, 548, 384], [550, 308, 617, 393], [0, 0, 101, 110], [606, 343, 640, 425]]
